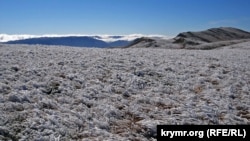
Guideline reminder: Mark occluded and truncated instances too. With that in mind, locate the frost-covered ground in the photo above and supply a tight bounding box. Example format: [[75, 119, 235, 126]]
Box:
[[0, 44, 249, 140]]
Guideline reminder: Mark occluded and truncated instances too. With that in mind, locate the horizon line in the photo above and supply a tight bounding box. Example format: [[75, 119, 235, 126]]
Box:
[[0, 34, 173, 43]]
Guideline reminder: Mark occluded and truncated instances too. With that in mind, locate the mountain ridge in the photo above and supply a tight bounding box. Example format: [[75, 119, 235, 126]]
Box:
[[1, 34, 170, 48], [3, 27, 250, 48], [176, 27, 250, 43], [3, 36, 131, 48], [6, 36, 109, 47], [126, 27, 250, 49]]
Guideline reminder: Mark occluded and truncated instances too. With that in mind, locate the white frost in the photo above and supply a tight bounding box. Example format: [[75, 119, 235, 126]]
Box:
[[0, 44, 249, 140]]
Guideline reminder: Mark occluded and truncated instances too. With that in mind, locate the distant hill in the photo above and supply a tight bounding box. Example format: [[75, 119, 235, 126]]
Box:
[[176, 27, 250, 42], [4, 36, 131, 48], [124, 37, 157, 48], [4, 27, 250, 49], [126, 27, 250, 49]]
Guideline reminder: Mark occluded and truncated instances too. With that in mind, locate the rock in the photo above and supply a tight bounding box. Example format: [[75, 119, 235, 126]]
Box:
[[11, 66, 19, 72], [57, 62, 64, 66], [8, 95, 21, 103]]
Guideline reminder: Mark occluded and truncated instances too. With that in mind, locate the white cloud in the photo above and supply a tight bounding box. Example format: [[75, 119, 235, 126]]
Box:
[[0, 34, 37, 42], [0, 34, 171, 43]]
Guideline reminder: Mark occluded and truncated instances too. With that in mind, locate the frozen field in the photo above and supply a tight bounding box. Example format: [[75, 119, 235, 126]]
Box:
[[0, 44, 249, 140]]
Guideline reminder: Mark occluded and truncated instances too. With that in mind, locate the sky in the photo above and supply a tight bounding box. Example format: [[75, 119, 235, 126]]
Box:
[[0, 0, 249, 36]]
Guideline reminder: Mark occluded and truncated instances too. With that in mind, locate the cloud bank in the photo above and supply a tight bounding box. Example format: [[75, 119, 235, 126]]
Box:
[[0, 34, 171, 43]]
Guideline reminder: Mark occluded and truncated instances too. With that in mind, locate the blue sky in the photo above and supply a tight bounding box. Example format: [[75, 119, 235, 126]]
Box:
[[0, 0, 249, 36]]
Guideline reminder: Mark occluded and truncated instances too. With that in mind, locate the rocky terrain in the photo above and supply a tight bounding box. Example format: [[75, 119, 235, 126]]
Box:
[[0, 43, 249, 140]]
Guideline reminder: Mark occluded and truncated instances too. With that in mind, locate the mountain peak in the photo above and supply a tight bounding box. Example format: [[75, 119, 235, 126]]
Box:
[[126, 27, 250, 49], [176, 27, 250, 43]]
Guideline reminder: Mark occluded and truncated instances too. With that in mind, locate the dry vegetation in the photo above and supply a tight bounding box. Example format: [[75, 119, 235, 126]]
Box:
[[0, 44, 249, 140]]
